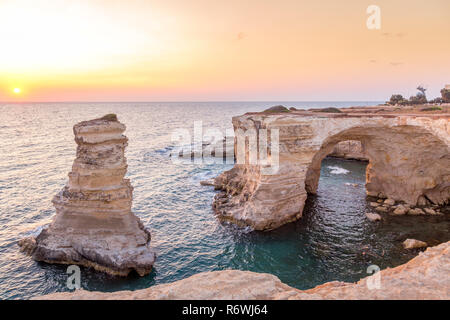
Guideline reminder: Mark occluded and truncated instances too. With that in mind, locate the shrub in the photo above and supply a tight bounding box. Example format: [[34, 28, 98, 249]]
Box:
[[315, 107, 342, 113], [388, 94, 406, 105], [263, 105, 290, 113], [100, 114, 118, 121], [420, 106, 442, 111], [428, 97, 443, 104], [441, 88, 450, 103], [408, 94, 427, 105]]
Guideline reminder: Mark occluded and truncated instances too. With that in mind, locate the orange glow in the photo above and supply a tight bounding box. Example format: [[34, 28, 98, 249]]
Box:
[[0, 0, 449, 101]]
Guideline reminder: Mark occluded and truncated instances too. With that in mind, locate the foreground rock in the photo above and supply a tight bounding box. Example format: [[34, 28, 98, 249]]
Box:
[[213, 109, 449, 230], [37, 241, 450, 300], [403, 239, 428, 249], [200, 179, 216, 186], [365, 212, 382, 221], [392, 205, 408, 215], [19, 115, 156, 276]]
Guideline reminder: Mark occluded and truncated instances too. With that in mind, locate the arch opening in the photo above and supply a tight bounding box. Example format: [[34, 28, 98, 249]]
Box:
[[305, 125, 450, 206]]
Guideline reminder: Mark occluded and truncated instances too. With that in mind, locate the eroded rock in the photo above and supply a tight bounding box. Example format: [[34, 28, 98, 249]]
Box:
[[329, 140, 368, 161], [365, 212, 382, 221], [213, 110, 449, 230], [424, 208, 437, 215], [403, 239, 428, 249], [19, 115, 156, 276], [392, 205, 408, 215], [36, 241, 450, 300], [408, 208, 425, 215], [375, 206, 388, 213]]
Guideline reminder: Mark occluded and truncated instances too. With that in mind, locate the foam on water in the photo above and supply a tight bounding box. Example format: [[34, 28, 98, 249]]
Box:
[[327, 166, 350, 174]]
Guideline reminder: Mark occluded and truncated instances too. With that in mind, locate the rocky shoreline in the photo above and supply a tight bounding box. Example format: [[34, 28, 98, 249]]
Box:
[[19, 107, 449, 299], [211, 106, 449, 231], [36, 241, 450, 300]]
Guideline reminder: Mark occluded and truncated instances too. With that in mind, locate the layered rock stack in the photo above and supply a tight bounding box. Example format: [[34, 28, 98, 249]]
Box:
[[19, 114, 156, 276]]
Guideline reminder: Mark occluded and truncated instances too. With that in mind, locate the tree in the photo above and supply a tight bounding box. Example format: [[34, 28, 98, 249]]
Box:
[[441, 88, 450, 103], [409, 94, 427, 105], [429, 97, 443, 104], [416, 85, 427, 99], [389, 94, 405, 105]]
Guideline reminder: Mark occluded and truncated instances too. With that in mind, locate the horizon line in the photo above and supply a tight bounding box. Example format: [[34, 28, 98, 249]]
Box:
[[0, 100, 385, 104]]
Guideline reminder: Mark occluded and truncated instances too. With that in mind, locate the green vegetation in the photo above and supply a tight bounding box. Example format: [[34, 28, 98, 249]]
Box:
[[441, 88, 450, 103], [408, 94, 427, 105], [315, 107, 342, 113], [100, 114, 118, 121], [389, 94, 408, 106], [420, 106, 442, 112], [263, 105, 290, 113], [429, 97, 444, 104], [388, 85, 449, 106]]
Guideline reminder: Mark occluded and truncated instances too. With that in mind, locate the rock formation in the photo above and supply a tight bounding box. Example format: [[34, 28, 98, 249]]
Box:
[[329, 140, 368, 161], [213, 108, 449, 230], [365, 212, 382, 222], [403, 239, 428, 249], [36, 241, 450, 300], [19, 114, 156, 276]]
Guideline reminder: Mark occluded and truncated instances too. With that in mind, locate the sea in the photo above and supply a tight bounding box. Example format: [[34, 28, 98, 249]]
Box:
[[0, 101, 448, 299]]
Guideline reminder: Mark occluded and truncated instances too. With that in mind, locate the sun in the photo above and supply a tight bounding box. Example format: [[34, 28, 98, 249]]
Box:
[[13, 88, 21, 94]]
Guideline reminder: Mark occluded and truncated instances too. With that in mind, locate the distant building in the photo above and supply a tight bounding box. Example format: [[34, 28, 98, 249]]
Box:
[[445, 84, 450, 90]]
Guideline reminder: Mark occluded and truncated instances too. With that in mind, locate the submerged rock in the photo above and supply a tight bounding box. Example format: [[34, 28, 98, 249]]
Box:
[[200, 179, 216, 186], [19, 115, 156, 276], [403, 239, 428, 249], [365, 212, 382, 221]]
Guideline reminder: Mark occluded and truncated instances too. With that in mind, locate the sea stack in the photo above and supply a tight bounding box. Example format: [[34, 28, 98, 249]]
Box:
[[19, 114, 156, 276]]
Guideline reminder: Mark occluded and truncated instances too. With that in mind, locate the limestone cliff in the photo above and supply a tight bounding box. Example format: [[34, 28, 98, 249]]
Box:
[[213, 110, 449, 230], [19, 115, 156, 276], [37, 241, 450, 300], [329, 140, 368, 161]]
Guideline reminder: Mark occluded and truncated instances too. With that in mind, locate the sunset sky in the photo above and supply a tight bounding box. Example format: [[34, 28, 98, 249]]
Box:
[[1, 0, 449, 102]]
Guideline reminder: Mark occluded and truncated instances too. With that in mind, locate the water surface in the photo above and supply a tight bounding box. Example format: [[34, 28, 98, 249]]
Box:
[[0, 102, 448, 299]]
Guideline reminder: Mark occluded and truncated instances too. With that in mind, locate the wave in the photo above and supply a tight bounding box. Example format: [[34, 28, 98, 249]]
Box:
[[327, 166, 350, 175]]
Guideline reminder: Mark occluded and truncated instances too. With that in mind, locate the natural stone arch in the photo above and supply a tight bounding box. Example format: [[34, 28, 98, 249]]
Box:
[[213, 111, 450, 231], [305, 125, 450, 205]]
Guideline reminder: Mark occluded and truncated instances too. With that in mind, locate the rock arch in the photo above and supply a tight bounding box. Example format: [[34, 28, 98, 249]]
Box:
[[213, 111, 450, 231]]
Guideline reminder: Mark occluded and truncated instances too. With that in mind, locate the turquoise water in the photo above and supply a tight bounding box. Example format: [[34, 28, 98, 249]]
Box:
[[0, 102, 448, 299]]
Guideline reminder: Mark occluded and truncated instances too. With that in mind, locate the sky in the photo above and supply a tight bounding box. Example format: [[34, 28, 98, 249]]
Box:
[[0, 0, 449, 102]]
